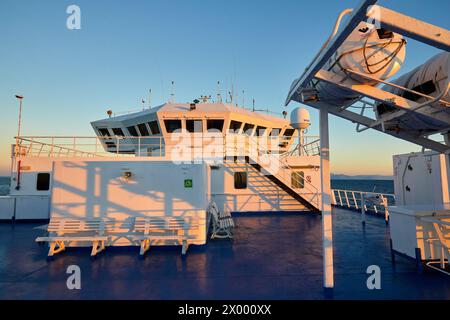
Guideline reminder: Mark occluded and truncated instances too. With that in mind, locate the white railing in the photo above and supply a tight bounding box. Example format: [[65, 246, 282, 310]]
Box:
[[14, 136, 166, 158], [14, 134, 320, 159], [225, 134, 320, 210], [331, 188, 395, 223], [284, 136, 320, 156]]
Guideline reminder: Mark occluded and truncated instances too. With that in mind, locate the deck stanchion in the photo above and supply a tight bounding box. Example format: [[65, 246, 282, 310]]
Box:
[[361, 193, 366, 226], [381, 195, 389, 224], [344, 191, 350, 208], [352, 191, 358, 210], [320, 107, 334, 292]]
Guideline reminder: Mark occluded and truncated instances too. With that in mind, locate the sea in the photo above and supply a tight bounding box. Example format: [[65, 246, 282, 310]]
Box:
[[331, 179, 394, 194], [0, 176, 394, 196], [0, 177, 9, 196]]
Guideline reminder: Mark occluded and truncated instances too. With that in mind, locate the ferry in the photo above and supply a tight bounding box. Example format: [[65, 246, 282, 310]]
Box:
[[0, 0, 449, 300]]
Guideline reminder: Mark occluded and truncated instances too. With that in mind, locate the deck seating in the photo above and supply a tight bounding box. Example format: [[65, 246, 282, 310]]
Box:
[[208, 201, 234, 239], [36, 216, 200, 258], [131, 216, 199, 257], [35, 218, 108, 258]]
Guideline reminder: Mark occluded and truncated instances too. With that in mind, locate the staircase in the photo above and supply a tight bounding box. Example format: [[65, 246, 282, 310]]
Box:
[[224, 134, 321, 213]]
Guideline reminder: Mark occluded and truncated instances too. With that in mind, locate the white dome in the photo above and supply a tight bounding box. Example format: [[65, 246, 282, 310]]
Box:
[[290, 107, 311, 130]]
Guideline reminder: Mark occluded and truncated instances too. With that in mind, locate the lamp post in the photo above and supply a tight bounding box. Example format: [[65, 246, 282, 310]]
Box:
[[14, 95, 24, 191], [15, 95, 24, 157]]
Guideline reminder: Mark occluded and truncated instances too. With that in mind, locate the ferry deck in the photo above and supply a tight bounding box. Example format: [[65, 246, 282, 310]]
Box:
[[1, 207, 449, 300]]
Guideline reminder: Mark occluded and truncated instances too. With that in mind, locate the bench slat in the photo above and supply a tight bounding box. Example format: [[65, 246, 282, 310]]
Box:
[[36, 236, 108, 242]]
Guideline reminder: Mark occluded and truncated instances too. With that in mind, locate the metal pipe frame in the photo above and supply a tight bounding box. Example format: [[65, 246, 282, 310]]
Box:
[[285, 0, 450, 153]]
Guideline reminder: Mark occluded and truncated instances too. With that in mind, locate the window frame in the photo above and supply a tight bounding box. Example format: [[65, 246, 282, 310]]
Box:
[[164, 119, 183, 133], [242, 123, 255, 136], [36, 173, 51, 191], [234, 171, 248, 189], [137, 123, 150, 136], [127, 126, 139, 137], [148, 120, 161, 135], [229, 120, 243, 133], [206, 119, 225, 133], [186, 119, 204, 133], [111, 128, 125, 136], [283, 128, 296, 139], [255, 126, 267, 137], [291, 171, 305, 189], [98, 128, 111, 137], [270, 128, 281, 137]]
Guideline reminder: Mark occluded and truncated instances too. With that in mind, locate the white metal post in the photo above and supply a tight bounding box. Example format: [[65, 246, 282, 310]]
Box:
[[381, 195, 389, 225], [15, 95, 23, 157], [320, 107, 334, 290], [361, 193, 366, 226]]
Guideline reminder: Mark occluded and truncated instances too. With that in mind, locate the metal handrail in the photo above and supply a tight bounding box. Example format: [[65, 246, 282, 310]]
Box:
[[331, 188, 395, 222], [284, 137, 321, 156], [227, 134, 320, 209]]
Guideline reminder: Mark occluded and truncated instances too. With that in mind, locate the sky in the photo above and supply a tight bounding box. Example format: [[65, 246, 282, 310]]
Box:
[[0, 0, 449, 176]]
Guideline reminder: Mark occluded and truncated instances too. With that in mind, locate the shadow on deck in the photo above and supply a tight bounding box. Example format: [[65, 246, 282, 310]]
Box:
[[0, 207, 449, 300]]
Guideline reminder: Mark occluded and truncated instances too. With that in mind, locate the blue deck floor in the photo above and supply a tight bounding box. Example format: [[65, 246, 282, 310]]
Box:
[[0, 207, 449, 300]]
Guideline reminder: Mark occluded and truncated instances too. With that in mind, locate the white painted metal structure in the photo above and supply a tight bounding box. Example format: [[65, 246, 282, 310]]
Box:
[[393, 151, 450, 207], [285, 0, 450, 287], [389, 204, 450, 275], [286, 0, 450, 153], [0, 100, 325, 256], [0, 102, 323, 224]]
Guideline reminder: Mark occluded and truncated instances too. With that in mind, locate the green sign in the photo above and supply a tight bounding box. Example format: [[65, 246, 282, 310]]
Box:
[[184, 179, 193, 188]]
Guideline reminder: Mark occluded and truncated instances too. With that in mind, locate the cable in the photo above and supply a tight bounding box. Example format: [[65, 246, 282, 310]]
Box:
[[362, 34, 406, 74]]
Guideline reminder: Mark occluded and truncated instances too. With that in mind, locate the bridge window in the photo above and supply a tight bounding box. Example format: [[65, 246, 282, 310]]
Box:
[[137, 123, 149, 136], [291, 171, 304, 189], [112, 128, 124, 136], [242, 123, 255, 136], [229, 120, 242, 133], [255, 126, 267, 136], [186, 119, 203, 133], [283, 128, 295, 139], [270, 128, 281, 136], [148, 121, 160, 135], [207, 119, 224, 132], [98, 128, 110, 136], [36, 173, 50, 191], [127, 126, 139, 137], [164, 120, 182, 133], [234, 172, 247, 189]]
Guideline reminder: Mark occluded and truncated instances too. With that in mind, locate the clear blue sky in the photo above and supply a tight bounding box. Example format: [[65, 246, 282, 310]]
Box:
[[0, 0, 449, 176]]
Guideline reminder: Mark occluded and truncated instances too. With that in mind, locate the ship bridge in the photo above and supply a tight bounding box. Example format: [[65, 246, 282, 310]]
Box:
[[90, 102, 299, 157]]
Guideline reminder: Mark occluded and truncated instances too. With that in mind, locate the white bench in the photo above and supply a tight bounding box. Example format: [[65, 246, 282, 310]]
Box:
[[36, 218, 108, 258], [132, 216, 199, 257], [208, 202, 234, 239]]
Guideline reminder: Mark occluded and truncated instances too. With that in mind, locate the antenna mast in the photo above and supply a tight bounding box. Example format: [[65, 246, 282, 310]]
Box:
[[170, 81, 175, 103], [148, 89, 152, 108], [216, 81, 222, 103]]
